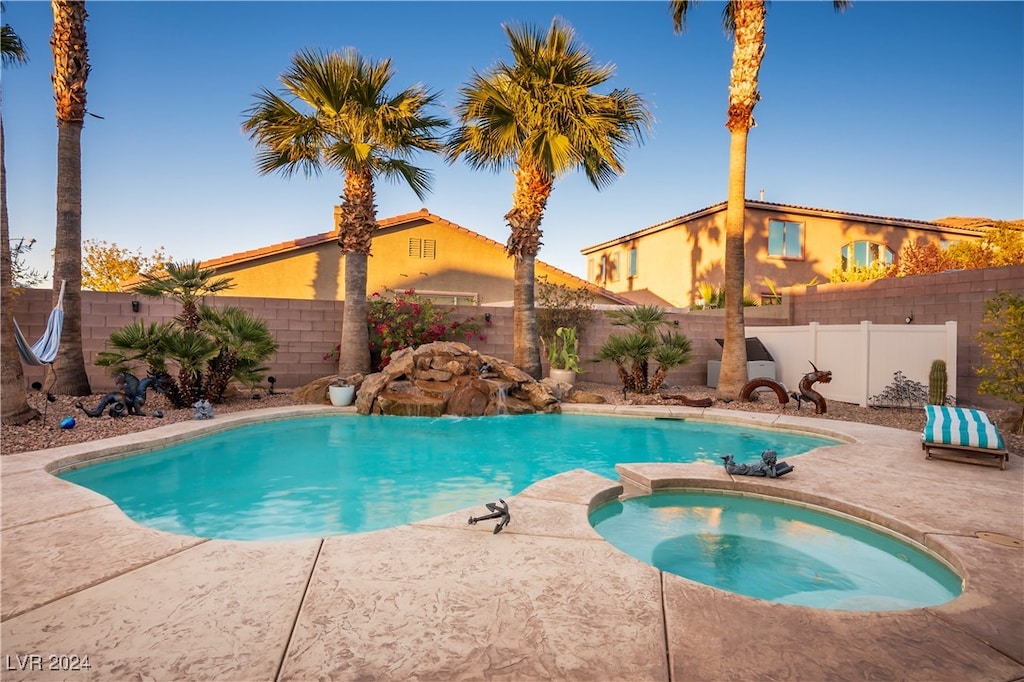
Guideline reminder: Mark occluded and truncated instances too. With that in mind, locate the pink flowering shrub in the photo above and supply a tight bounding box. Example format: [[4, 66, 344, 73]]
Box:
[[323, 289, 485, 369]]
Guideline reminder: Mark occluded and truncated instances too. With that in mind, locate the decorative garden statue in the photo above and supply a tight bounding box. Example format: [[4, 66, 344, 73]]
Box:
[[468, 499, 511, 534], [192, 400, 215, 420], [77, 373, 166, 418], [794, 362, 833, 414], [721, 449, 794, 478]]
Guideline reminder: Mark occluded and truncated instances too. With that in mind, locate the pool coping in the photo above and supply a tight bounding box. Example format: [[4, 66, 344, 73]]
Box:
[[2, 404, 1022, 680]]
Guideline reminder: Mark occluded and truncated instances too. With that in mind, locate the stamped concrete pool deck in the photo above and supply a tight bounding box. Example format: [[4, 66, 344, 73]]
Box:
[[1, 404, 1021, 681]]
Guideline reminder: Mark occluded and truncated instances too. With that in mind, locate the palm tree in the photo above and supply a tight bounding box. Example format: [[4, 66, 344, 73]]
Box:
[[243, 48, 448, 375], [132, 260, 235, 331], [447, 18, 652, 379], [49, 0, 92, 395], [1, 12, 40, 425], [670, 0, 849, 399]]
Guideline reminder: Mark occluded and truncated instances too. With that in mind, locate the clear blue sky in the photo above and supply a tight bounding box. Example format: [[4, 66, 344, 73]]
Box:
[[3, 1, 1022, 281]]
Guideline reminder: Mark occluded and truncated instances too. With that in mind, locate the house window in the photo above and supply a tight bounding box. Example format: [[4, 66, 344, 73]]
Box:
[[628, 248, 638, 278], [840, 241, 894, 270], [594, 253, 619, 284], [768, 220, 804, 259], [408, 238, 436, 259]]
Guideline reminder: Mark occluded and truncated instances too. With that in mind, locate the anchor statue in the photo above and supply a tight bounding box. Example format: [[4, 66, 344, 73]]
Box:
[[468, 499, 511, 534], [721, 449, 794, 478]]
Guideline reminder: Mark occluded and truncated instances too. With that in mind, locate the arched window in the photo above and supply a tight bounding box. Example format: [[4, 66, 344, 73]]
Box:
[[840, 241, 894, 271]]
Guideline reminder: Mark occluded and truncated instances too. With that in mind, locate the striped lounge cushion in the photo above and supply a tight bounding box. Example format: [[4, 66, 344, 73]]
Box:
[[924, 405, 1005, 451]]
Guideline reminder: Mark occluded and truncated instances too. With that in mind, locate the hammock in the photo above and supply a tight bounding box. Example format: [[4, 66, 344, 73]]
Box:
[[13, 281, 66, 366]]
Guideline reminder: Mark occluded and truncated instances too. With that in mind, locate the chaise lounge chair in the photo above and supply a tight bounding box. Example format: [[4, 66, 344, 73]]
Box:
[[922, 405, 1008, 469]]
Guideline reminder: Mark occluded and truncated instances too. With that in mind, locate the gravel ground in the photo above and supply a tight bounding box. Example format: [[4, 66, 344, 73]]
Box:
[[3, 380, 1021, 457]]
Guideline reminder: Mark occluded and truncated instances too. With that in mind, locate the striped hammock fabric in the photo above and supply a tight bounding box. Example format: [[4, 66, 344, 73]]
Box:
[[12, 281, 66, 366], [923, 405, 1005, 451]]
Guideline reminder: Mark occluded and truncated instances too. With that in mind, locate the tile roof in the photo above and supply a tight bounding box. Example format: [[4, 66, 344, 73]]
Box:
[[199, 208, 634, 305], [580, 199, 1002, 253]]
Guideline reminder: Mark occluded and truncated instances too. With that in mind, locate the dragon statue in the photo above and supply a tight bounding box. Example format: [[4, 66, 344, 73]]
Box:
[[77, 372, 168, 418], [739, 361, 833, 414], [795, 362, 833, 414]]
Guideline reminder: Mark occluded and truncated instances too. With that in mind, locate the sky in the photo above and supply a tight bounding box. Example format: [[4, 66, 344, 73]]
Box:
[[3, 1, 1022, 282]]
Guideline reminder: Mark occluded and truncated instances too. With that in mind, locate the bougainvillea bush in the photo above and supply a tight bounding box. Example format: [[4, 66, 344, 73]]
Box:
[[324, 289, 484, 369]]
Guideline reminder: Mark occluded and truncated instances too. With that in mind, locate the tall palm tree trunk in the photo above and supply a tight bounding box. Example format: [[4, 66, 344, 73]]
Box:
[[49, 0, 91, 395], [339, 251, 370, 374], [511, 254, 540, 377], [717, 0, 766, 400], [718, 127, 750, 398], [1, 118, 41, 424], [50, 120, 90, 395], [505, 163, 550, 379], [336, 168, 374, 375]]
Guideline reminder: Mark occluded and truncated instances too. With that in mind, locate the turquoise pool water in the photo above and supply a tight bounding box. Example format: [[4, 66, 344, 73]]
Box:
[[589, 490, 962, 611], [58, 414, 838, 541]]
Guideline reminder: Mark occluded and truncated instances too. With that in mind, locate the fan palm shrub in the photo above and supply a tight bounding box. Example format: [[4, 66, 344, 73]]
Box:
[[99, 266, 278, 407], [597, 305, 693, 393]]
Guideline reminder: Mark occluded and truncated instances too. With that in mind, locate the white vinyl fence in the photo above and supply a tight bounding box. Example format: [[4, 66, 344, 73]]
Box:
[[747, 322, 958, 407]]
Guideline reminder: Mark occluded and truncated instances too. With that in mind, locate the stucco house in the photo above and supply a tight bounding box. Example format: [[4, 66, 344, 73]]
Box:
[[198, 208, 628, 305], [580, 200, 994, 309]]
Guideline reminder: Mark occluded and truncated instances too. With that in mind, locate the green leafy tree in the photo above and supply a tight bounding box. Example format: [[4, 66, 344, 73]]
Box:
[[947, 223, 1024, 270], [82, 239, 170, 291], [976, 291, 1024, 434], [896, 241, 952, 277], [447, 18, 652, 379], [829, 260, 896, 283], [243, 48, 448, 376], [670, 0, 849, 399]]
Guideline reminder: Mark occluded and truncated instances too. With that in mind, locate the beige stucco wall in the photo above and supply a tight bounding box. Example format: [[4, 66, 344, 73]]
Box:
[[587, 205, 977, 308], [206, 217, 600, 305]]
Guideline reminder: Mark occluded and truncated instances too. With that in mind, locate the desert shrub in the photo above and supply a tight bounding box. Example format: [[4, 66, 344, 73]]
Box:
[[976, 290, 1024, 433], [323, 289, 484, 370], [536, 275, 595, 345]]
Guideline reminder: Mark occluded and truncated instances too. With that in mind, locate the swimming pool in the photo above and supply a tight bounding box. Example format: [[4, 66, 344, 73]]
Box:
[[590, 490, 963, 611], [57, 413, 839, 541]]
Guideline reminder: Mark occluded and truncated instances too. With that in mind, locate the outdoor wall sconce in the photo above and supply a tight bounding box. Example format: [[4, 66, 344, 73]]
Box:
[[905, 312, 914, 324], [131, 300, 140, 313], [484, 312, 492, 325]]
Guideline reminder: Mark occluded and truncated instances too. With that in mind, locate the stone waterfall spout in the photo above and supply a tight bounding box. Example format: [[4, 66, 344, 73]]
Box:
[[354, 342, 562, 417]]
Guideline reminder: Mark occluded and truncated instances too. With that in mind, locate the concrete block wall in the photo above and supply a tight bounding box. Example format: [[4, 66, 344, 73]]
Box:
[[12, 264, 1021, 410]]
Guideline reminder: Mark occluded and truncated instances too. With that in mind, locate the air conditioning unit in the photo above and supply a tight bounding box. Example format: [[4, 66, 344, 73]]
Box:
[[706, 338, 776, 389]]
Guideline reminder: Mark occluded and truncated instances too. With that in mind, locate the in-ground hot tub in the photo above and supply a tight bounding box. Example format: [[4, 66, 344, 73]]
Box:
[[590, 489, 962, 611]]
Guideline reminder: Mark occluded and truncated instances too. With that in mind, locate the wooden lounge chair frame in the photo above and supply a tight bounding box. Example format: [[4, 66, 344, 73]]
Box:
[[922, 406, 1008, 470]]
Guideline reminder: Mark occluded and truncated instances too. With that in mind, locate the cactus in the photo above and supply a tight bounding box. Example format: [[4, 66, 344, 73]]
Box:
[[928, 359, 948, 405]]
